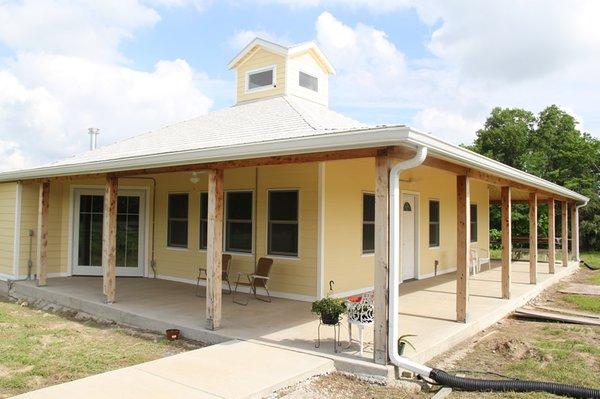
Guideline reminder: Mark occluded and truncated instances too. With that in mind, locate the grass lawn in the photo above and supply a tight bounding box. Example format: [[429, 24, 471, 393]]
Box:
[[0, 299, 202, 398], [580, 251, 600, 269]]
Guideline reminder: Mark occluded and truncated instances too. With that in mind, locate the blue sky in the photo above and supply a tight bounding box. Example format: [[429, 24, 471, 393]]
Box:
[[0, 0, 598, 171]]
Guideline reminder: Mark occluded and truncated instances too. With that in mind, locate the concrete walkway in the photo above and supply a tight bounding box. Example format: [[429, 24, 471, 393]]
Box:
[[13, 340, 334, 399]]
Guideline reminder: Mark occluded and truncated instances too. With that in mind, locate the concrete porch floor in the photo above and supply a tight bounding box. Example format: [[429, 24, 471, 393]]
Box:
[[10, 260, 578, 377]]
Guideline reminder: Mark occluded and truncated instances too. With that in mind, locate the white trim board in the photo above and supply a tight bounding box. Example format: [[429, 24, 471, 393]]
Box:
[[316, 162, 325, 299], [155, 274, 316, 302]]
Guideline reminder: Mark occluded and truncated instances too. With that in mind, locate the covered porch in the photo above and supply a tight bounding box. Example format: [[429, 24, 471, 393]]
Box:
[[11, 259, 578, 376]]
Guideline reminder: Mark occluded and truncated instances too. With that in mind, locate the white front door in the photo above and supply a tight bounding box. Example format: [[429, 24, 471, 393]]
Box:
[[401, 194, 417, 280], [72, 188, 145, 277]]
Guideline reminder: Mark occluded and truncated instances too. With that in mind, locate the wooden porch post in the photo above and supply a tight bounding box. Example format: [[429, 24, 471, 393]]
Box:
[[102, 174, 118, 303], [501, 186, 511, 299], [528, 193, 538, 284], [36, 181, 50, 286], [561, 201, 569, 267], [570, 204, 579, 261], [373, 150, 389, 365], [456, 175, 469, 323], [548, 199, 556, 274], [206, 169, 224, 331]]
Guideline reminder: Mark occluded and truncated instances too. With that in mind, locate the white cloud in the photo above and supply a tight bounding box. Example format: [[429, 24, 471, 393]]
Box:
[[0, 0, 219, 172], [412, 108, 483, 145], [228, 29, 291, 50], [251, 0, 412, 12]]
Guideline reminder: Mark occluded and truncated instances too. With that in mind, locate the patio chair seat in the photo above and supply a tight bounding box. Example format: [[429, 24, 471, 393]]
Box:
[[345, 291, 374, 356], [233, 257, 273, 305], [196, 254, 232, 297]]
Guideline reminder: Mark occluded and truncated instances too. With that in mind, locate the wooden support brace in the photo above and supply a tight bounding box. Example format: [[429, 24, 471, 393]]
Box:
[[36, 181, 50, 286], [529, 192, 538, 284], [561, 201, 569, 267], [206, 169, 224, 330], [373, 151, 390, 365], [456, 175, 469, 323], [501, 186, 511, 299], [548, 199, 556, 274], [102, 174, 118, 303]]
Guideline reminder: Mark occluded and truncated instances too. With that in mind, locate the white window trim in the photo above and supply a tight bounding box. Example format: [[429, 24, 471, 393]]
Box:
[[298, 70, 319, 93], [266, 188, 300, 259], [245, 65, 277, 94]]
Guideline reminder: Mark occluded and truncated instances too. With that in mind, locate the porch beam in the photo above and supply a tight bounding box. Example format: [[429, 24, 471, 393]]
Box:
[[36, 181, 50, 286], [501, 186, 511, 299], [206, 169, 224, 331], [570, 204, 579, 261], [373, 150, 390, 365], [456, 175, 469, 323], [529, 192, 538, 284], [561, 201, 569, 267], [548, 199, 556, 274], [102, 174, 118, 303]]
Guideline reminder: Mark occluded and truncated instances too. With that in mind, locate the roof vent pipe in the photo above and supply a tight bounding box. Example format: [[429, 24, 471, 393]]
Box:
[[88, 127, 100, 150]]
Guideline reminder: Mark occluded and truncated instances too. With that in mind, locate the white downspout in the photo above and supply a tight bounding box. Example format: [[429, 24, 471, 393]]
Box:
[[388, 145, 432, 377]]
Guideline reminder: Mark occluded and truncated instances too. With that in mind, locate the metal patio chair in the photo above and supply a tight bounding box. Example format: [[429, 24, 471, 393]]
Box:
[[233, 257, 274, 305], [196, 254, 232, 297]]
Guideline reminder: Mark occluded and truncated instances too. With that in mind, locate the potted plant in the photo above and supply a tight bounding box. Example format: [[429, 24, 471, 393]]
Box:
[[397, 334, 416, 355], [311, 296, 346, 325]]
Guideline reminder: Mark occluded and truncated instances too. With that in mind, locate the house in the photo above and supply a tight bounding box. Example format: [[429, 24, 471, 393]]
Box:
[[0, 38, 588, 368]]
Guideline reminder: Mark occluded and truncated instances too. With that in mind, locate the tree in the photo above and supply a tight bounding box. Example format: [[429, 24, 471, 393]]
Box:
[[469, 105, 600, 251]]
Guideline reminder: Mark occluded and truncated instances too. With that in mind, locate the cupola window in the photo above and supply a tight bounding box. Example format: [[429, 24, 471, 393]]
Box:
[[247, 66, 275, 91], [299, 71, 318, 92]]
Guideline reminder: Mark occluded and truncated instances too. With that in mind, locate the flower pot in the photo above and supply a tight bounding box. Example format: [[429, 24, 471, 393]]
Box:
[[165, 328, 181, 341], [321, 312, 340, 325]]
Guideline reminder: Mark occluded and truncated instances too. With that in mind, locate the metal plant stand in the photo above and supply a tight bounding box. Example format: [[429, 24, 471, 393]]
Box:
[[315, 321, 342, 353]]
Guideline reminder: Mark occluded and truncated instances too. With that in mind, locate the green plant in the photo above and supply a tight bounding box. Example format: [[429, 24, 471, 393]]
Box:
[[311, 296, 346, 324]]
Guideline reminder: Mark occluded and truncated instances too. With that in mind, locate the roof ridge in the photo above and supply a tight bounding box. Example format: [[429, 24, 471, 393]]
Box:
[[282, 96, 318, 131]]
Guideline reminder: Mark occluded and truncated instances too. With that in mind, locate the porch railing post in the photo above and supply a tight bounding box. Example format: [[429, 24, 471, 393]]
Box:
[[501, 186, 511, 299], [548, 199, 556, 274], [561, 201, 569, 267], [456, 175, 469, 323], [206, 169, 224, 330], [36, 181, 50, 286], [373, 150, 389, 365], [102, 174, 118, 303], [528, 192, 538, 284], [570, 204, 578, 261]]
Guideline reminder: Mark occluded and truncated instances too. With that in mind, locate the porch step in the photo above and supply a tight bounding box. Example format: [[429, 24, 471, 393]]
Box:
[[14, 340, 335, 399]]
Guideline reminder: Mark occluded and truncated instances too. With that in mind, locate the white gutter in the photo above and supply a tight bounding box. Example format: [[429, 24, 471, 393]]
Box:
[[388, 145, 432, 377]]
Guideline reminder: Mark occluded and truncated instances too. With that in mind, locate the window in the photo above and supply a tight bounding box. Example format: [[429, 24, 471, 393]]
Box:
[[225, 191, 253, 253], [470, 204, 478, 243], [268, 190, 299, 256], [299, 71, 318, 92], [429, 200, 440, 247], [362, 193, 375, 254], [199, 192, 208, 250], [247, 67, 274, 91], [167, 193, 188, 248]]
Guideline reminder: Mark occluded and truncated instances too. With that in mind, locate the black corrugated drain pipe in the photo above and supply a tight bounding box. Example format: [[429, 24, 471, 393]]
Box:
[[428, 369, 600, 398]]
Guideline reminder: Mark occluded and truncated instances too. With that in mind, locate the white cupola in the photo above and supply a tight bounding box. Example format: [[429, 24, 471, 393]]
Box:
[[227, 38, 335, 106]]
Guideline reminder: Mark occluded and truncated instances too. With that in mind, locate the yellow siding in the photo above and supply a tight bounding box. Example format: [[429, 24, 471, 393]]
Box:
[[0, 182, 16, 276], [236, 47, 286, 103], [323, 158, 375, 294], [323, 159, 491, 294]]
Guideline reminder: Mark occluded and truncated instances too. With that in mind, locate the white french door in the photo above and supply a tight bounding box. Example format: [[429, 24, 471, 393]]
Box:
[[72, 188, 145, 277], [401, 194, 417, 280]]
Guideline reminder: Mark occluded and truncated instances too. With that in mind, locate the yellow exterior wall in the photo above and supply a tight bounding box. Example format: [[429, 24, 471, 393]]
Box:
[[323, 159, 491, 295], [0, 182, 16, 276], [236, 47, 286, 103]]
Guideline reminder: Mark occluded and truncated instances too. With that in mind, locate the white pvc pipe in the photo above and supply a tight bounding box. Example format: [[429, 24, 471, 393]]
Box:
[[387, 145, 432, 377]]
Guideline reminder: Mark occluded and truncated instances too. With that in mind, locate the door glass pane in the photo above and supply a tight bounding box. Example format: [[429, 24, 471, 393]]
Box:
[[90, 212, 103, 266], [116, 196, 140, 268], [78, 195, 104, 267], [78, 212, 91, 266]]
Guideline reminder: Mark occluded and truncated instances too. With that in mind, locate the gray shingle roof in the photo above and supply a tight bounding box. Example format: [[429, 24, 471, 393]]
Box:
[[49, 95, 368, 167]]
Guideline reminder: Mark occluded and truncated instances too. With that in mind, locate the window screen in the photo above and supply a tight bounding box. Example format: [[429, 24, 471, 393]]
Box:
[[248, 69, 274, 90], [225, 191, 253, 253], [429, 200, 440, 247], [299, 71, 318, 92], [362, 193, 375, 254], [268, 190, 299, 256], [168, 193, 188, 248]]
